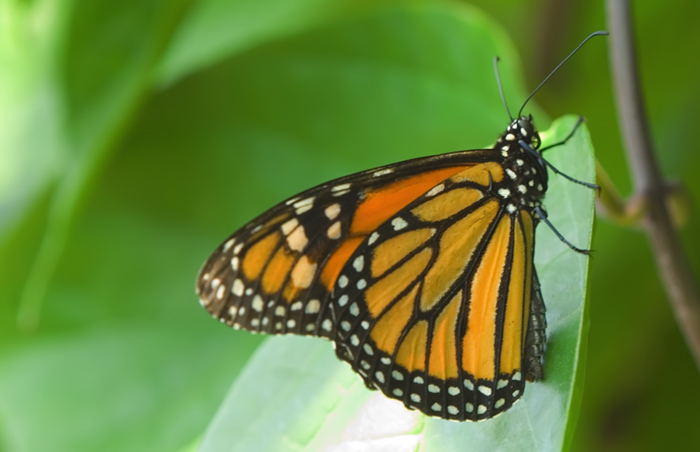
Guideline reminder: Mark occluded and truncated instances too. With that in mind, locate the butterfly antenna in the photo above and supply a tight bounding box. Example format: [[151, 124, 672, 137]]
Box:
[[493, 56, 513, 121], [518, 30, 608, 117]]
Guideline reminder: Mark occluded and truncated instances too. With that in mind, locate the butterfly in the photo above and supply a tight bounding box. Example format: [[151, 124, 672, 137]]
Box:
[[195, 32, 604, 422]]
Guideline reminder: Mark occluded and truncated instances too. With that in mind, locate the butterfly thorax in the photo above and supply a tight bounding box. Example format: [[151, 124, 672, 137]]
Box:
[[493, 115, 548, 214]]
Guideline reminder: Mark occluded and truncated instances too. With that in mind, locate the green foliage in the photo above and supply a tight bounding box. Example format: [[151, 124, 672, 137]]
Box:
[[2, 0, 698, 451]]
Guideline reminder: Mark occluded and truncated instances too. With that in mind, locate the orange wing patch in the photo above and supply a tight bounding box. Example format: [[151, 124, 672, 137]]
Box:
[[450, 161, 504, 185], [242, 232, 281, 281], [350, 166, 469, 235], [499, 219, 526, 374], [428, 290, 462, 380], [370, 285, 420, 356], [320, 236, 364, 290], [396, 320, 429, 372], [462, 215, 512, 380], [411, 188, 483, 222], [370, 228, 434, 278], [365, 248, 432, 318], [420, 200, 499, 312], [261, 246, 296, 294]]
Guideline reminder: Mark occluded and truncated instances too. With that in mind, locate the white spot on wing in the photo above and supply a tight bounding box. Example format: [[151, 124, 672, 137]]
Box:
[[281, 218, 299, 236], [391, 217, 408, 230], [232, 279, 244, 296], [426, 184, 445, 197], [373, 168, 393, 177], [306, 299, 321, 314], [287, 225, 308, 251], [325, 203, 341, 220]]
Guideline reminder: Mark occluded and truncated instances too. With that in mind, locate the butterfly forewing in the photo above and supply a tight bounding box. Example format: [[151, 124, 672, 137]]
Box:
[[196, 115, 552, 421]]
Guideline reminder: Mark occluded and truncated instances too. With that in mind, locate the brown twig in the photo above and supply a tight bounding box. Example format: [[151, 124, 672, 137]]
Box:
[[606, 0, 700, 370]]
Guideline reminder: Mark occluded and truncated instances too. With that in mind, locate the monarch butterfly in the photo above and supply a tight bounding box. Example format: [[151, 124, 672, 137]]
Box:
[[196, 32, 604, 422]]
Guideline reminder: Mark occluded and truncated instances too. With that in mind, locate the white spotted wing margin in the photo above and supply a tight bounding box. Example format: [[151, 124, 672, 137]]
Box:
[[195, 148, 499, 340]]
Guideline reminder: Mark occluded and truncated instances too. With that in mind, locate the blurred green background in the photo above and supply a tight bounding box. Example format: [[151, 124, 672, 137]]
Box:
[[1, 0, 698, 451]]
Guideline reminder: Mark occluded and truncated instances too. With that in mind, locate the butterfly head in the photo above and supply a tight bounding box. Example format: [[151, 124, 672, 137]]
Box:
[[499, 115, 541, 151]]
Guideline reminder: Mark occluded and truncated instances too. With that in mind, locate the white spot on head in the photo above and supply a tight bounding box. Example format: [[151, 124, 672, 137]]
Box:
[[501, 149, 509, 157], [356, 279, 367, 289], [426, 184, 445, 197], [338, 294, 349, 306], [275, 306, 286, 316], [392, 370, 404, 381], [232, 279, 244, 296], [391, 217, 408, 231], [410, 393, 421, 403], [325, 203, 341, 220], [252, 295, 264, 312], [375, 371, 385, 384], [287, 225, 308, 251], [327, 221, 342, 239], [498, 188, 511, 198], [373, 168, 393, 177], [521, 128, 528, 136], [368, 232, 380, 245], [306, 299, 321, 314], [322, 319, 332, 331], [216, 285, 226, 300], [428, 384, 440, 393], [431, 403, 442, 412], [349, 302, 360, 316], [290, 301, 303, 311], [281, 218, 299, 235], [353, 255, 364, 272], [505, 133, 515, 141]]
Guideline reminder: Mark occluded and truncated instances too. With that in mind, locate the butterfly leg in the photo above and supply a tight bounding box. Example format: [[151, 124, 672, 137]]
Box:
[[534, 206, 591, 255], [520, 139, 599, 190], [524, 268, 547, 382], [539, 115, 585, 152]]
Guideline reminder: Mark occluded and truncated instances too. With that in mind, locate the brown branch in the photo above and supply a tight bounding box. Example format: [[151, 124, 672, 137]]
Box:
[[606, 0, 700, 370]]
